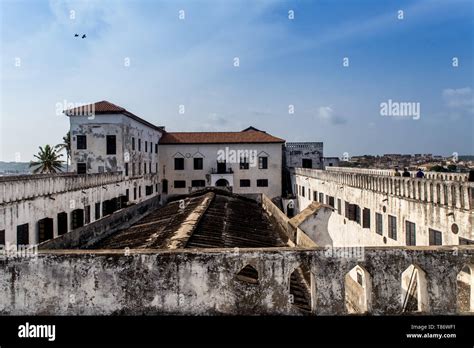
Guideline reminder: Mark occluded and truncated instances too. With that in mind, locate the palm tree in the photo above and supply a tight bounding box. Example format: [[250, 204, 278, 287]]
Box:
[[29, 145, 64, 174], [55, 132, 71, 171]]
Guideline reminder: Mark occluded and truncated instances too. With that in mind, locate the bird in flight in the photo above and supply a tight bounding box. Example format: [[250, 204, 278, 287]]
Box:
[[74, 34, 79, 37], [82, 34, 86, 39]]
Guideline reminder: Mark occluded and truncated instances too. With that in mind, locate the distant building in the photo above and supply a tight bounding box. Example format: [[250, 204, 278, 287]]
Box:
[[323, 157, 340, 168], [158, 127, 285, 199], [284, 142, 323, 169]]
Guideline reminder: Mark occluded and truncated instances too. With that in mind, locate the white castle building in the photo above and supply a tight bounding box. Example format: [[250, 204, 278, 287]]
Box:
[[0, 101, 284, 245], [0, 100, 472, 250]]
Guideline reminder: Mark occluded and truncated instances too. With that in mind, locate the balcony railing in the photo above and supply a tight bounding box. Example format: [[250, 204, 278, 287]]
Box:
[[211, 168, 234, 174]]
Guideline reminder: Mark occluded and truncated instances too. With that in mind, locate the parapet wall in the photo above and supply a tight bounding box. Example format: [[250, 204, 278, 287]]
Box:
[[0, 246, 472, 315], [0, 172, 123, 204], [297, 168, 473, 211], [326, 167, 469, 182]]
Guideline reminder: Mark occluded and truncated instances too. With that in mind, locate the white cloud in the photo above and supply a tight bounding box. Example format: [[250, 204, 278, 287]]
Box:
[[442, 87, 474, 114], [317, 106, 346, 125]]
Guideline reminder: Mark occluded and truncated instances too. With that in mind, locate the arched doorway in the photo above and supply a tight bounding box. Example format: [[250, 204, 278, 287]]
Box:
[[215, 179, 229, 187]]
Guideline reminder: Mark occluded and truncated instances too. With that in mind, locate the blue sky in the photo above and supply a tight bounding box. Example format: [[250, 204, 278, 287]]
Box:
[[0, 0, 473, 161]]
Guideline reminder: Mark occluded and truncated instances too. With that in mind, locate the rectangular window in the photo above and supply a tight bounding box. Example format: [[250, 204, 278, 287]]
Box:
[[240, 157, 249, 170], [138, 162, 141, 175], [388, 215, 397, 240], [132, 163, 135, 176], [194, 158, 203, 170], [133, 187, 137, 200], [57, 212, 68, 235], [138, 139, 141, 151], [355, 205, 361, 224], [174, 180, 186, 188], [77, 163, 87, 174], [363, 208, 371, 228], [429, 228, 442, 246], [16, 223, 29, 246], [84, 205, 91, 224], [240, 179, 251, 187], [302, 187, 305, 197], [258, 157, 268, 169], [77, 135, 87, 149], [146, 185, 153, 196], [125, 163, 129, 176], [302, 159, 312, 168], [0, 230, 4, 246], [139, 186, 141, 198], [257, 179, 268, 187], [406, 221, 416, 246], [145, 141, 148, 152], [192, 180, 206, 187], [132, 137, 135, 151], [106, 135, 116, 155], [313, 191, 318, 201], [345, 202, 350, 218], [319, 192, 323, 203], [328, 196, 335, 208], [155, 144, 158, 153], [459, 237, 474, 245], [144, 162, 147, 174], [337, 199, 342, 214], [348, 204, 360, 223], [175, 158, 184, 170], [149, 162, 151, 173], [376, 213, 383, 235], [95, 202, 101, 220]]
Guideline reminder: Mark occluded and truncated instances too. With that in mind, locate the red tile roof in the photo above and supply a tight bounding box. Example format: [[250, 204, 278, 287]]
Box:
[[159, 128, 285, 144], [63, 100, 163, 131], [64, 100, 125, 115]]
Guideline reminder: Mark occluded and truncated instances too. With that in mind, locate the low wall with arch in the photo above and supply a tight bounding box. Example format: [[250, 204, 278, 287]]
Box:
[[0, 246, 472, 315]]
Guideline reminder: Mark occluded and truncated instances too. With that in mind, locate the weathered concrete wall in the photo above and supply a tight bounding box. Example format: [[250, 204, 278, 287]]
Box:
[[293, 168, 474, 246], [285, 142, 323, 169], [0, 173, 160, 245], [38, 196, 161, 249], [0, 246, 472, 315], [69, 114, 162, 177], [262, 194, 295, 245]]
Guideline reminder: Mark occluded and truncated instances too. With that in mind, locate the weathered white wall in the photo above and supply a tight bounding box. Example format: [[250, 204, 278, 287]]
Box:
[[158, 143, 282, 198], [0, 246, 472, 315], [69, 114, 162, 177], [292, 168, 473, 247], [0, 173, 159, 245]]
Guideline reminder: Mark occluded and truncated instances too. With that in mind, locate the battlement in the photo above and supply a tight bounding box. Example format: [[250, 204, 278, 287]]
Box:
[[0, 172, 124, 204], [296, 168, 473, 211], [325, 167, 469, 182]]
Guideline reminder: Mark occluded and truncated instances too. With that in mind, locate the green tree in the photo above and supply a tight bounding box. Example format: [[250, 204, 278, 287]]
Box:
[[29, 145, 64, 174], [55, 132, 71, 171], [447, 164, 457, 172]]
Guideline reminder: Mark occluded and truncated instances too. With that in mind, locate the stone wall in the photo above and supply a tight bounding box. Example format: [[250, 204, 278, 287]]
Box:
[[37, 195, 161, 249], [293, 168, 474, 246], [0, 246, 472, 315]]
